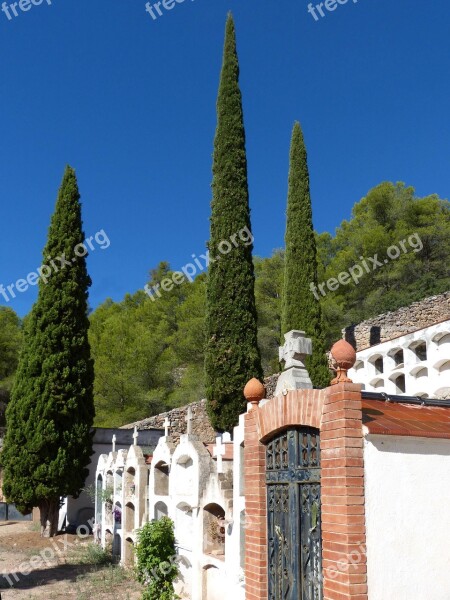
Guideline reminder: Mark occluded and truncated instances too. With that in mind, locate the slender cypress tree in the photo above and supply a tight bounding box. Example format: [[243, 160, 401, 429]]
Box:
[[1, 166, 95, 536], [205, 14, 263, 432], [281, 122, 330, 387]]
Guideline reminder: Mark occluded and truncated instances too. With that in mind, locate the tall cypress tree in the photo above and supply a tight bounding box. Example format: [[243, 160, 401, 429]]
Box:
[[205, 14, 262, 432], [281, 122, 330, 387], [1, 166, 95, 536]]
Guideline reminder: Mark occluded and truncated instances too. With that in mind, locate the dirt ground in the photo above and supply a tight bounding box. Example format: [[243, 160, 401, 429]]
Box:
[[0, 522, 144, 599]]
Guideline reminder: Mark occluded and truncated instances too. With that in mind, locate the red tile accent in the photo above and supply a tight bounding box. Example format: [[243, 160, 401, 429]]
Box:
[[362, 399, 450, 438]]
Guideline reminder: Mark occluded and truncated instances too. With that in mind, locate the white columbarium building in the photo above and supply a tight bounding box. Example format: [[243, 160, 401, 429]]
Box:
[[95, 410, 246, 600], [347, 292, 450, 398]]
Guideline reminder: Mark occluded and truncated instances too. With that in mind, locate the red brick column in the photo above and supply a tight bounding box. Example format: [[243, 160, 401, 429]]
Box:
[[243, 385, 368, 600], [244, 407, 267, 600], [321, 383, 368, 600]]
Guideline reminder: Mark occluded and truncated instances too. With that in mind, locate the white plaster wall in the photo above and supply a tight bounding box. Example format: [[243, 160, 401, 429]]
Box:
[[364, 434, 450, 600], [349, 320, 450, 397]]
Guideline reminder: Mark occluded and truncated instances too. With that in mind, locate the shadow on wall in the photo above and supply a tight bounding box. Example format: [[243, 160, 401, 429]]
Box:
[[345, 325, 381, 349]]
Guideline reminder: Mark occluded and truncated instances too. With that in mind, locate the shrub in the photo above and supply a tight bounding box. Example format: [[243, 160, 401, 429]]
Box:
[[135, 517, 179, 600]]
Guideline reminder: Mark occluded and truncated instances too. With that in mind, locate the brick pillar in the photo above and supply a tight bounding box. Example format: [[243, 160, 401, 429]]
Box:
[[244, 407, 267, 600], [321, 383, 368, 600]]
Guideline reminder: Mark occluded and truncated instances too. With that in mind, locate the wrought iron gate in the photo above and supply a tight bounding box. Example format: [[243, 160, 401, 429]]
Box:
[[266, 427, 323, 600]]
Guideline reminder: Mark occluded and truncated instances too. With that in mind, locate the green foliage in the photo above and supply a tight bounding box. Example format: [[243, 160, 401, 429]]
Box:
[[1, 166, 95, 517], [205, 13, 263, 432], [318, 182, 450, 343], [0, 307, 22, 424], [83, 483, 114, 504], [281, 123, 330, 387], [0, 307, 22, 385], [135, 518, 179, 600], [90, 268, 206, 427], [254, 251, 284, 375]]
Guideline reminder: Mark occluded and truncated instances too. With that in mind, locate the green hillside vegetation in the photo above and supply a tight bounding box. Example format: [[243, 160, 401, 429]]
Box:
[[2, 182, 449, 427], [0, 307, 22, 424]]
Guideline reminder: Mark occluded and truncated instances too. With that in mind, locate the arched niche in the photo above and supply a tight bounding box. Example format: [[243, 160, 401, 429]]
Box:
[[125, 466, 136, 497], [124, 537, 134, 567], [106, 470, 114, 493], [154, 461, 170, 496], [410, 366, 428, 379], [202, 565, 224, 600], [113, 501, 122, 528], [112, 532, 121, 562], [105, 529, 113, 553], [124, 502, 135, 534], [432, 332, 450, 346], [409, 340, 427, 362], [369, 377, 384, 390], [369, 354, 384, 374], [394, 374, 406, 394], [203, 503, 225, 557], [174, 455, 194, 496], [176, 502, 193, 547], [438, 361, 450, 374], [95, 474, 103, 524], [388, 348, 404, 367], [114, 469, 123, 496], [154, 501, 168, 520]]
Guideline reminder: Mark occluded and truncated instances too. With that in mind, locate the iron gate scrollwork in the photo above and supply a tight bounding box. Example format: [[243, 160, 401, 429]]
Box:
[[266, 427, 323, 600]]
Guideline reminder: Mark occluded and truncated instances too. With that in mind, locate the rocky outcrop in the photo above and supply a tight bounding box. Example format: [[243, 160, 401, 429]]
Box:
[[344, 292, 450, 351], [121, 399, 217, 445], [122, 374, 283, 443]]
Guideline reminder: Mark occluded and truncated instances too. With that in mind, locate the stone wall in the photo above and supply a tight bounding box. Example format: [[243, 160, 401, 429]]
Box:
[[121, 376, 282, 445], [121, 399, 217, 445], [344, 292, 450, 351]]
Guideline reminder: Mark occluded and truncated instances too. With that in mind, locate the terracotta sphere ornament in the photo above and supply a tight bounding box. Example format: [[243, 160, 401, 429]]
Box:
[[244, 378, 265, 408], [330, 339, 357, 385]]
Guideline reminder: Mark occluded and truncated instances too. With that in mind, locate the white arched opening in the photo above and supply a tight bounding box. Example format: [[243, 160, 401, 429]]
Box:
[[154, 461, 170, 496], [154, 501, 168, 520], [203, 503, 225, 556], [176, 502, 193, 548]]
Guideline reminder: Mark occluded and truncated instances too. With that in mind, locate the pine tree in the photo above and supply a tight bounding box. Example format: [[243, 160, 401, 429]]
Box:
[[205, 14, 263, 431], [1, 166, 95, 536], [281, 122, 330, 387]]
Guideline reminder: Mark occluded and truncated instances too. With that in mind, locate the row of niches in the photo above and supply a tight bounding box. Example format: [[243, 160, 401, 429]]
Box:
[[354, 333, 450, 375], [151, 500, 229, 557]]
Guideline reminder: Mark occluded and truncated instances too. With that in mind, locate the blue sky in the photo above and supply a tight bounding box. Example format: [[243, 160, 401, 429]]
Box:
[[1, 0, 449, 317]]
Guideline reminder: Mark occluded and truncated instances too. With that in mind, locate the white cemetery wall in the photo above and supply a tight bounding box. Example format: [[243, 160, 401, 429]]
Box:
[[65, 427, 163, 530], [231, 415, 246, 598], [364, 434, 450, 600]]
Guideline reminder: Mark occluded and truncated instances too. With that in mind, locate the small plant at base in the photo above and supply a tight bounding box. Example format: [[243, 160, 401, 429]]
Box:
[[68, 542, 113, 566], [135, 517, 179, 600]]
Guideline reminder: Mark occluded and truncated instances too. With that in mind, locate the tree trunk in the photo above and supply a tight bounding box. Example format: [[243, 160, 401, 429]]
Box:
[[39, 499, 60, 538]]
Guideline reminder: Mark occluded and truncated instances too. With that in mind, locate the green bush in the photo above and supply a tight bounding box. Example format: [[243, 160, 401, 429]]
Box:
[[135, 517, 179, 600]]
